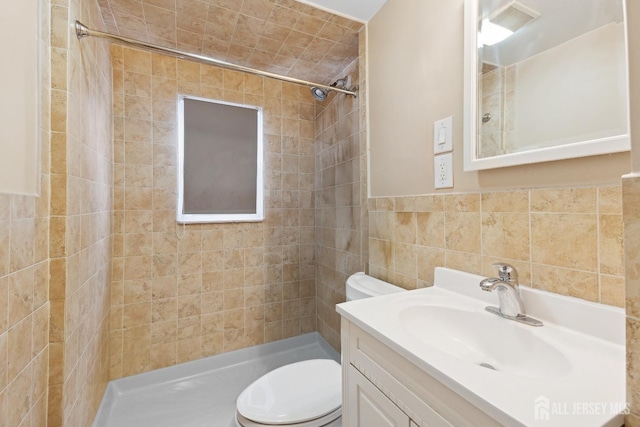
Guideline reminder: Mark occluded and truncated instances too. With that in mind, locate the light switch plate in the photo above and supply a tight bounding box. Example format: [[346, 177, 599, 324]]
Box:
[[434, 153, 454, 189], [433, 116, 453, 154]]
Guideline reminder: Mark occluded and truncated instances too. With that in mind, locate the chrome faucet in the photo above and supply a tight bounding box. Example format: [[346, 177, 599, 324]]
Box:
[[480, 263, 543, 327]]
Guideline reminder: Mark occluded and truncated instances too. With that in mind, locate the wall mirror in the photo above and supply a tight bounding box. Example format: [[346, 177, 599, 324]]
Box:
[[177, 96, 264, 223], [463, 0, 630, 171]]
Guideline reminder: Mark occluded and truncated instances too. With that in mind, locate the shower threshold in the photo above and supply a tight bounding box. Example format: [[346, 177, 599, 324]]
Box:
[[92, 332, 340, 427]]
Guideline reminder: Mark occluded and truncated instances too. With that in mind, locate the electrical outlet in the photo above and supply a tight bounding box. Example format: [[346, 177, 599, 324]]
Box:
[[434, 153, 453, 189]]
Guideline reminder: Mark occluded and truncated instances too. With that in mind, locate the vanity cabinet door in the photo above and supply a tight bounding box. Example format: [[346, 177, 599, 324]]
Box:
[[348, 367, 411, 427]]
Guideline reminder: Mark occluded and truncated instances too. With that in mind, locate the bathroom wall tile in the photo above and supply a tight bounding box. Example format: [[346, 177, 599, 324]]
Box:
[[368, 238, 393, 271], [152, 54, 176, 78], [394, 213, 416, 244], [124, 49, 152, 75], [481, 212, 530, 261], [601, 275, 625, 308], [600, 214, 624, 276], [414, 195, 444, 213], [376, 198, 394, 212], [531, 213, 597, 272], [369, 184, 623, 308], [626, 413, 640, 427], [394, 196, 416, 212], [628, 317, 640, 419], [124, 72, 152, 97], [417, 212, 444, 248], [224, 328, 245, 351], [445, 212, 481, 254], [0, 278, 7, 334], [531, 187, 597, 213], [599, 185, 622, 214], [531, 264, 599, 302], [8, 268, 34, 328], [10, 219, 36, 272], [445, 193, 480, 212], [624, 174, 640, 369], [626, 221, 640, 321], [393, 243, 416, 278], [112, 45, 324, 376], [623, 178, 640, 218], [481, 190, 528, 213], [44, 4, 115, 420], [8, 315, 32, 381], [417, 247, 445, 285], [446, 251, 482, 276]]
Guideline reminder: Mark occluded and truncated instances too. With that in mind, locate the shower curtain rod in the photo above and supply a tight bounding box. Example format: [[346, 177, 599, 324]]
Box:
[[75, 21, 357, 98]]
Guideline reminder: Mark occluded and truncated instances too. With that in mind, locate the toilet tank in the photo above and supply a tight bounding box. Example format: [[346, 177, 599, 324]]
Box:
[[345, 272, 406, 301]]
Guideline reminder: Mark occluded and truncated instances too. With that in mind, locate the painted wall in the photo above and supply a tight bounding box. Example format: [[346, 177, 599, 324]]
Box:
[[367, 0, 630, 197], [0, 0, 40, 194]]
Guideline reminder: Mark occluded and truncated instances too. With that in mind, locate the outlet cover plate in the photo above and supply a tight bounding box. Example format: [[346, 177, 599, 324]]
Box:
[[435, 153, 453, 189]]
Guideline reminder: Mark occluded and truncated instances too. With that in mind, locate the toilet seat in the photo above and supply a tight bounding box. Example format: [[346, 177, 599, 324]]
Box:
[[236, 407, 341, 427], [236, 359, 342, 426]]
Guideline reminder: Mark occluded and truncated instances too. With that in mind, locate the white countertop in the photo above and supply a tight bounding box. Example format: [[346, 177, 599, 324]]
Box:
[[337, 268, 627, 427]]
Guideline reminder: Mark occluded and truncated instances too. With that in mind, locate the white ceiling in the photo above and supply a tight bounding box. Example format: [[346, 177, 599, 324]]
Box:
[[299, 0, 388, 22]]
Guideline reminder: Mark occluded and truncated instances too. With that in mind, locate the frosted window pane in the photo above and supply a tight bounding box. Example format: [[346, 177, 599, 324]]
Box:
[[178, 97, 263, 223]]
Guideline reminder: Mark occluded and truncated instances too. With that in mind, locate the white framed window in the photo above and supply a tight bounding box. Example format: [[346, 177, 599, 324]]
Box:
[[177, 95, 264, 223]]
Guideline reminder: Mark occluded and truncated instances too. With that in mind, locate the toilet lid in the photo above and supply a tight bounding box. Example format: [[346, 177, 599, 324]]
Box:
[[236, 359, 342, 425]]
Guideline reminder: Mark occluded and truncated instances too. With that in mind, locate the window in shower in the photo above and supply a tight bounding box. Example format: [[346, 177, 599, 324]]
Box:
[[177, 96, 264, 223]]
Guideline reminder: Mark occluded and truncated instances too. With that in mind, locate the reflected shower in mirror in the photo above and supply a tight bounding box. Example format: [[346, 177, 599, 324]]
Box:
[[464, 0, 630, 170]]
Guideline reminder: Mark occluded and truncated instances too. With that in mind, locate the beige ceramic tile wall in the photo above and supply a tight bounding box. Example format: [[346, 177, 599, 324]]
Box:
[[314, 59, 365, 351], [479, 66, 516, 158], [479, 68, 504, 158], [97, 0, 363, 84], [48, 0, 113, 425], [369, 186, 625, 307], [623, 176, 640, 425], [110, 46, 317, 378], [0, 0, 51, 424]]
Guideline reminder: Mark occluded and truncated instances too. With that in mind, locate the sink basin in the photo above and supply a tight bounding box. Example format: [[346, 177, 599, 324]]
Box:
[[398, 304, 572, 379]]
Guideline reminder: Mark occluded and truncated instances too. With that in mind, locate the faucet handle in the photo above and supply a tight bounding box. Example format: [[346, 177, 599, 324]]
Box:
[[492, 262, 518, 284]]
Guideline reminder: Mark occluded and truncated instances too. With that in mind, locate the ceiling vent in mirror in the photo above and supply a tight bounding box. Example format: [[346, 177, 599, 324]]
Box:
[[490, 1, 540, 33]]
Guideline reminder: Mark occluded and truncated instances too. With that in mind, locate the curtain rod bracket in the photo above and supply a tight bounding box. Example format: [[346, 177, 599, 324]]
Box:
[[75, 21, 90, 39]]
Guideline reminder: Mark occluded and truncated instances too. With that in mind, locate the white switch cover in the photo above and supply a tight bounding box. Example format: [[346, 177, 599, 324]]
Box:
[[434, 153, 454, 189], [433, 116, 453, 154]]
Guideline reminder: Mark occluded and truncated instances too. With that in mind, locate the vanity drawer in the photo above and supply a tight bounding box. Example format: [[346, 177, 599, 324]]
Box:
[[345, 320, 503, 427]]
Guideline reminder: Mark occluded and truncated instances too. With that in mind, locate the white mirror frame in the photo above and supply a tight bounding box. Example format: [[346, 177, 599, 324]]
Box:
[[463, 0, 631, 171]]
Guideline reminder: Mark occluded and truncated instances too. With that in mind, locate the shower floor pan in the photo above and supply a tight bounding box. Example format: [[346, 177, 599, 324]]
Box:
[[93, 332, 341, 427]]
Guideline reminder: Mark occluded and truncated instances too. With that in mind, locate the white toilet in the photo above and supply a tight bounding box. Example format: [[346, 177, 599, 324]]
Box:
[[235, 272, 406, 427]]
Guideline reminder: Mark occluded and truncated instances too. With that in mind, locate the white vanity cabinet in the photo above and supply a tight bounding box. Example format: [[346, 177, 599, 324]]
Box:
[[348, 366, 411, 426], [341, 319, 502, 427]]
